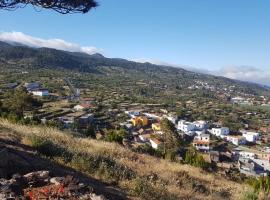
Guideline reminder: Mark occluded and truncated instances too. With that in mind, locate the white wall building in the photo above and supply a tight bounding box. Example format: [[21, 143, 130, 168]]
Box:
[[150, 138, 162, 149], [242, 131, 260, 143], [193, 120, 208, 130], [31, 89, 49, 97], [227, 136, 246, 146], [125, 111, 141, 118], [239, 151, 256, 159], [193, 134, 211, 152], [212, 127, 230, 137], [177, 120, 195, 133]]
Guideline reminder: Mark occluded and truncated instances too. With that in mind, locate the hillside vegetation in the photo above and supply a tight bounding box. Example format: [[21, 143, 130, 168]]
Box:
[[0, 119, 251, 200], [0, 41, 269, 98]]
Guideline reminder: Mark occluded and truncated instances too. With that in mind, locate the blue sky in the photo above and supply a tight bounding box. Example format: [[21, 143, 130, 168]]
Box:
[[0, 0, 270, 85]]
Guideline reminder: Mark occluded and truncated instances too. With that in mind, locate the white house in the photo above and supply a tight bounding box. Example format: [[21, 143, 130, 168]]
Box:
[[253, 158, 270, 172], [125, 110, 141, 118], [74, 104, 91, 111], [239, 151, 256, 159], [227, 136, 246, 146], [212, 127, 230, 137], [31, 89, 49, 97], [231, 97, 245, 104], [177, 120, 196, 135], [193, 134, 211, 152], [242, 131, 260, 143], [193, 120, 208, 130], [138, 134, 151, 142], [150, 138, 162, 149]]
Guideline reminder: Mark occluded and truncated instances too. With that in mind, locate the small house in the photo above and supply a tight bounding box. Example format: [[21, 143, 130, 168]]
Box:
[[193, 134, 211, 152], [31, 89, 49, 97], [211, 127, 230, 137], [150, 138, 162, 149]]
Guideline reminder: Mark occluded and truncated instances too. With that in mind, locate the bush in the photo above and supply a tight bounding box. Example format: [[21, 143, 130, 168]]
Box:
[[136, 144, 163, 158], [184, 147, 209, 169], [105, 129, 126, 144], [246, 176, 270, 193], [131, 177, 178, 200], [84, 126, 96, 138], [242, 191, 258, 200], [70, 153, 135, 182], [27, 136, 69, 158]]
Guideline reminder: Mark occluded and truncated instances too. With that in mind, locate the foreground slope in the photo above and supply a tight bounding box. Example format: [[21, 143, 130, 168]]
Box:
[[0, 119, 250, 200]]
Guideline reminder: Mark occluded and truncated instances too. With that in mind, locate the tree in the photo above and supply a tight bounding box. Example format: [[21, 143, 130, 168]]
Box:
[[84, 126, 96, 138], [105, 128, 127, 144], [160, 118, 181, 160], [0, 0, 98, 14], [184, 146, 208, 169], [4, 88, 42, 117]]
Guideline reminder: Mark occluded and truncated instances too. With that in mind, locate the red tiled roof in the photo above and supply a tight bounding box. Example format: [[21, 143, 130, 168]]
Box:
[[193, 140, 210, 145]]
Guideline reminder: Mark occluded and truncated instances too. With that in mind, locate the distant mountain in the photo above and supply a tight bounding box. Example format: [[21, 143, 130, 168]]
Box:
[[0, 41, 269, 96]]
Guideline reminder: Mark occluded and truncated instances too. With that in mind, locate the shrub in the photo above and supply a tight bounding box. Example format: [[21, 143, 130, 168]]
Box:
[[246, 176, 270, 193], [27, 136, 69, 158], [131, 177, 178, 200], [105, 129, 126, 144], [70, 153, 135, 182], [136, 144, 163, 158], [184, 147, 209, 169], [242, 191, 258, 200]]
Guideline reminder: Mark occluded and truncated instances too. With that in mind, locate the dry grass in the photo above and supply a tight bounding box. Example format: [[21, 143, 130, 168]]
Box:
[[0, 119, 251, 200]]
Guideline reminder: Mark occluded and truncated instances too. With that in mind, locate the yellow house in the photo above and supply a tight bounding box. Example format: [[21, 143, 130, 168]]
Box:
[[131, 116, 148, 127], [152, 123, 161, 131], [131, 118, 140, 126]]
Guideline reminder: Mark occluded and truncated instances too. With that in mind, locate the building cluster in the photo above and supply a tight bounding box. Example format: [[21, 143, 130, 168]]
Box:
[[120, 109, 270, 177], [121, 110, 179, 150], [24, 82, 49, 97]]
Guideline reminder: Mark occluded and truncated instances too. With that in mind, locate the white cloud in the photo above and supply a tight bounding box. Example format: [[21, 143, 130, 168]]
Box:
[[0, 31, 101, 55], [132, 58, 211, 74], [212, 66, 270, 86], [133, 58, 270, 86]]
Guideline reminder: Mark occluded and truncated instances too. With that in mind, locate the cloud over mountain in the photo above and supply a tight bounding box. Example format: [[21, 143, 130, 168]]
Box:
[[0, 31, 101, 55], [134, 59, 270, 86], [213, 66, 270, 86]]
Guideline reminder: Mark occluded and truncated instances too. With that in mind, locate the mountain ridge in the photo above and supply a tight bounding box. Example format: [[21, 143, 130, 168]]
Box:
[[0, 40, 269, 96]]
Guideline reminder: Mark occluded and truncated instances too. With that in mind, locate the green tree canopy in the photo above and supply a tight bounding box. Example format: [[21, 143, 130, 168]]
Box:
[[0, 0, 98, 14], [4, 88, 42, 117], [160, 118, 181, 160]]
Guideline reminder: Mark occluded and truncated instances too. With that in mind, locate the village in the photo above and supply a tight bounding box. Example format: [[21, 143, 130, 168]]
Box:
[[1, 79, 270, 179]]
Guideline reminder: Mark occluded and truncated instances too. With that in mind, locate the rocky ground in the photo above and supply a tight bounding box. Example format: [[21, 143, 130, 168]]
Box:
[[0, 170, 106, 199], [0, 133, 127, 200]]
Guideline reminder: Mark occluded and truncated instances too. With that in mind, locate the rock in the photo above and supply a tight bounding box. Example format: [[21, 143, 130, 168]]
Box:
[[90, 194, 107, 200], [23, 171, 49, 180], [50, 177, 64, 185]]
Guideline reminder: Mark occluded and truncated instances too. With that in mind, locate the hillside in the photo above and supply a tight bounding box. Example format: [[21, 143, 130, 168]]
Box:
[[0, 119, 251, 199], [0, 41, 269, 98]]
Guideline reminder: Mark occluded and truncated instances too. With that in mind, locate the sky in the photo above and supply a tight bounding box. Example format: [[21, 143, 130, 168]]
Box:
[[0, 0, 270, 85]]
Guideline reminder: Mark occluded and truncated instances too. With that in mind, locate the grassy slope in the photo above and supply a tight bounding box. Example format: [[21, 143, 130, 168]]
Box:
[[0, 119, 251, 200]]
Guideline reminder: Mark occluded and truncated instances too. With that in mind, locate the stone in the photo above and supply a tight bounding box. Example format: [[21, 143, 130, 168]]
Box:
[[50, 177, 64, 185], [23, 171, 49, 180], [90, 194, 107, 200]]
